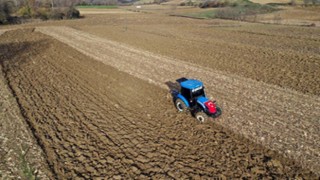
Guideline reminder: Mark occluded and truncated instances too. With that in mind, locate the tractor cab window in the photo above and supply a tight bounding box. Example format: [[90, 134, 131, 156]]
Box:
[[191, 87, 205, 98], [181, 87, 191, 101]]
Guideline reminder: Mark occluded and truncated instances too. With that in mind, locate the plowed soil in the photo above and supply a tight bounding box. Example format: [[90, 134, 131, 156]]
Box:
[[75, 13, 320, 96], [37, 26, 320, 175], [0, 28, 318, 179]]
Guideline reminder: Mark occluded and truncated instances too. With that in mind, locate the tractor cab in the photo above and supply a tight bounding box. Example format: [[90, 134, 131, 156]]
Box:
[[179, 79, 206, 106]]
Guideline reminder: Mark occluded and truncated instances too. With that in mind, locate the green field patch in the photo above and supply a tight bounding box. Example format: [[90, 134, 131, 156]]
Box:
[[181, 10, 216, 19]]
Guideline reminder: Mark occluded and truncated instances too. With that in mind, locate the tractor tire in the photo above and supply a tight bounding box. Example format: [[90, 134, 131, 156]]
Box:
[[215, 107, 222, 118], [175, 99, 187, 112], [195, 111, 207, 123]]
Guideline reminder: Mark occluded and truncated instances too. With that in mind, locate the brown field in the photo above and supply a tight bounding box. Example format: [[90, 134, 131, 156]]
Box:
[[79, 8, 135, 15], [256, 6, 320, 26], [0, 7, 319, 179], [251, 0, 290, 4]]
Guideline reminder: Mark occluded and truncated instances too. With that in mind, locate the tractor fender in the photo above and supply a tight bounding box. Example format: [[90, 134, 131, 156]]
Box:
[[171, 89, 179, 97], [176, 94, 190, 108]]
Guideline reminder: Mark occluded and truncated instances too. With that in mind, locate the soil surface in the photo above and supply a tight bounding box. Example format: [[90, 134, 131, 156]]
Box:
[[0, 28, 318, 179], [73, 13, 320, 96], [37, 26, 320, 175], [0, 30, 6, 36]]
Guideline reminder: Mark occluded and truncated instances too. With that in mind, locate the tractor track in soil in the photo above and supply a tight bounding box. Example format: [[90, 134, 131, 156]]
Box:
[[0, 28, 318, 178], [36, 26, 320, 175]]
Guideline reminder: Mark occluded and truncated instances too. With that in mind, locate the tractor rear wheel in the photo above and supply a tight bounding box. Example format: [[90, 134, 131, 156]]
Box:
[[175, 99, 187, 112], [195, 111, 207, 123]]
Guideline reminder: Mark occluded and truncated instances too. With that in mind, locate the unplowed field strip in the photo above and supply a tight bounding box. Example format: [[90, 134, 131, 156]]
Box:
[[0, 65, 51, 179], [37, 26, 320, 174]]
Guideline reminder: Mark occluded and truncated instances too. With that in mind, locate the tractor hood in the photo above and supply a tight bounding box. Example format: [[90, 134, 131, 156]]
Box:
[[197, 96, 209, 105], [197, 96, 217, 114]]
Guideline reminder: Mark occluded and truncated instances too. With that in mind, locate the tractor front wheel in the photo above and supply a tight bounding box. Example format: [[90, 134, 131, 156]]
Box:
[[175, 99, 187, 112], [195, 111, 207, 123]]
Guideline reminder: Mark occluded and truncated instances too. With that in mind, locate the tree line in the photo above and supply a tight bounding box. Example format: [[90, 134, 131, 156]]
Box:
[[0, 0, 116, 24]]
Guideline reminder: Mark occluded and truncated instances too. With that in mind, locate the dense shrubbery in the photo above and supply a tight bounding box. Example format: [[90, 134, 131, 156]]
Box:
[[17, 6, 80, 20], [180, 0, 252, 8], [214, 2, 275, 20], [180, 1, 196, 6], [303, 0, 320, 5], [198, 0, 261, 8], [180, 0, 276, 21], [0, 0, 15, 24], [0, 0, 80, 25], [192, 0, 320, 8], [198, 0, 239, 8]]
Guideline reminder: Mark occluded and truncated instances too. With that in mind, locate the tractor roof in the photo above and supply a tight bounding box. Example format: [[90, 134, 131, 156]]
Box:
[[180, 79, 203, 90]]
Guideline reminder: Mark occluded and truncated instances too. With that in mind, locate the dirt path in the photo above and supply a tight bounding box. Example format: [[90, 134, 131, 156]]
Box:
[[37, 26, 320, 174]]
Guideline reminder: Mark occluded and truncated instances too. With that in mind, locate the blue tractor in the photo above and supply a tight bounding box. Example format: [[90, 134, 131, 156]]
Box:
[[173, 78, 222, 122]]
